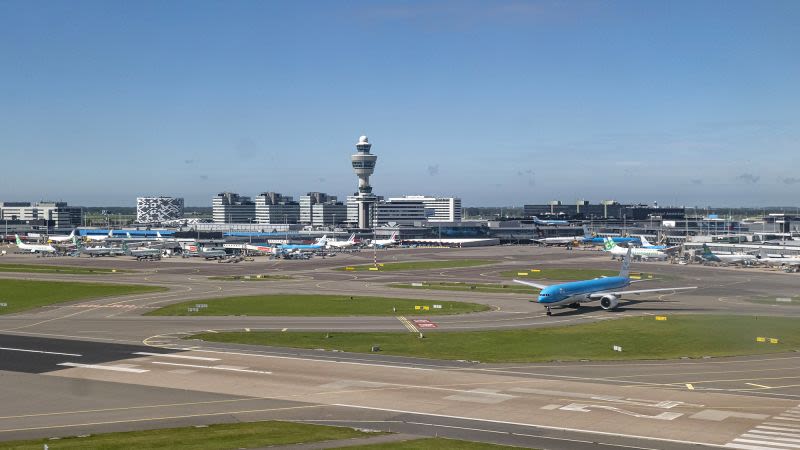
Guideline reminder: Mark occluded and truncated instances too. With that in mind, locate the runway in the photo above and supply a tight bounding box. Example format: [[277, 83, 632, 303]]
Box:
[[1, 245, 799, 448]]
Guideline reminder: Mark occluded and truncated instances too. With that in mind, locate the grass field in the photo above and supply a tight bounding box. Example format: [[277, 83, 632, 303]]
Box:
[[207, 274, 293, 281], [148, 294, 489, 316], [0, 263, 122, 274], [337, 259, 496, 271], [0, 420, 373, 450], [190, 315, 800, 362], [500, 267, 627, 280], [389, 281, 536, 294], [347, 438, 518, 449], [0, 279, 166, 315]]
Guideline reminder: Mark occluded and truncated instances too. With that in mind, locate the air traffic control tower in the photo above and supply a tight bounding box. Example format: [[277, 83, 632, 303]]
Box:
[[351, 135, 378, 229]]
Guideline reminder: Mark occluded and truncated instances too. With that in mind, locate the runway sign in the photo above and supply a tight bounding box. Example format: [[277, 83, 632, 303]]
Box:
[[612, 345, 623, 352], [415, 306, 421, 310], [423, 306, 430, 311], [517, 272, 528, 276], [345, 267, 355, 271], [413, 319, 438, 329], [756, 337, 766, 342], [655, 316, 667, 321], [433, 304, 442, 309], [770, 338, 779, 344], [530, 269, 540, 272], [368, 267, 379, 271]]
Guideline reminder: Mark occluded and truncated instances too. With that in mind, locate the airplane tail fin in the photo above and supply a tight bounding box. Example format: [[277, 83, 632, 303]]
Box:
[[641, 235, 652, 247], [603, 237, 616, 251], [348, 233, 355, 243], [619, 247, 632, 278], [14, 234, 22, 245], [68, 230, 75, 238], [157, 231, 162, 239], [702, 244, 713, 255], [391, 231, 398, 241], [582, 225, 592, 238]]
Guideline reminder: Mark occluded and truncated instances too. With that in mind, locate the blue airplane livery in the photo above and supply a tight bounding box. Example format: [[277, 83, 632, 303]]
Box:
[[580, 226, 640, 245], [514, 247, 696, 315], [277, 235, 328, 251], [532, 216, 569, 226]]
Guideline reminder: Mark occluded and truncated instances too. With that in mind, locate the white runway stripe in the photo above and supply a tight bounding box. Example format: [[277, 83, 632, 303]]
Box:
[[0, 346, 81, 357], [775, 417, 800, 422], [743, 434, 800, 445], [766, 423, 800, 429], [150, 361, 271, 374], [725, 444, 788, 450], [758, 426, 800, 433], [132, 352, 220, 361], [57, 362, 148, 373], [732, 438, 800, 449], [747, 430, 800, 440]]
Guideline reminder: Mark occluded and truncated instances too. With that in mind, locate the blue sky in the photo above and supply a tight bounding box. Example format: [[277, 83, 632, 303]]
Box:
[[1, 0, 798, 207]]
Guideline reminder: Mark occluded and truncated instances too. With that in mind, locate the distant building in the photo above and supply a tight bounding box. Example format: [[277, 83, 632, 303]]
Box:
[[374, 199, 426, 226], [136, 196, 184, 224], [254, 192, 299, 224], [0, 201, 82, 228], [389, 195, 462, 222], [312, 202, 347, 227], [212, 192, 256, 223], [523, 201, 685, 220], [299, 192, 337, 224]]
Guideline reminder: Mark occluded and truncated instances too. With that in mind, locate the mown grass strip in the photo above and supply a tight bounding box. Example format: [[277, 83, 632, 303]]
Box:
[[389, 281, 536, 294], [148, 294, 489, 317], [0, 279, 166, 315], [0, 263, 123, 274], [337, 259, 496, 271], [190, 315, 800, 363], [0, 420, 374, 450]]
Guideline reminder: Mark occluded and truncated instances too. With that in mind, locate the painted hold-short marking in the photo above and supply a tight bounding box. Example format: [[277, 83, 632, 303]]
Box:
[[58, 363, 149, 373], [132, 352, 220, 361]]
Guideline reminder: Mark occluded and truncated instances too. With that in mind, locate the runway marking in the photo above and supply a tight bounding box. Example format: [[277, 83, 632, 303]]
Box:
[[132, 352, 220, 361], [686, 383, 695, 390], [332, 403, 724, 448], [748, 383, 774, 389], [395, 316, 418, 333], [57, 362, 149, 373], [0, 346, 82, 357], [559, 403, 683, 420], [0, 404, 326, 434], [150, 361, 272, 374], [724, 405, 800, 449]]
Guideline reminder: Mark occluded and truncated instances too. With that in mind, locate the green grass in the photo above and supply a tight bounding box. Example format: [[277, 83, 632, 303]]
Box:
[[389, 281, 537, 294], [0, 263, 123, 274], [207, 274, 293, 281], [0, 420, 373, 450], [147, 294, 490, 317], [337, 259, 496, 271], [500, 267, 625, 280], [0, 279, 166, 315], [347, 438, 519, 449], [190, 315, 800, 363]]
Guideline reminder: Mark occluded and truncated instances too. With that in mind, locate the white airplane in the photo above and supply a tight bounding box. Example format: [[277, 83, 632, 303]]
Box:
[[370, 231, 399, 248], [47, 229, 76, 243], [604, 238, 668, 261], [15, 234, 56, 253], [700, 244, 757, 265], [326, 233, 358, 249], [85, 230, 114, 242], [756, 248, 800, 268]]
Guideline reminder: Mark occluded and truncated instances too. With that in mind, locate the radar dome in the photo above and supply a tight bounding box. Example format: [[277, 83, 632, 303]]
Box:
[[358, 136, 369, 143]]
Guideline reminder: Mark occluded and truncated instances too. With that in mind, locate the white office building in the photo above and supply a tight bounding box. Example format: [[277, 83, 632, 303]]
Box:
[[312, 202, 347, 227], [212, 192, 256, 224], [254, 192, 299, 224], [374, 200, 426, 226], [136, 196, 184, 224], [389, 196, 462, 222], [299, 192, 337, 224], [0, 201, 82, 228]]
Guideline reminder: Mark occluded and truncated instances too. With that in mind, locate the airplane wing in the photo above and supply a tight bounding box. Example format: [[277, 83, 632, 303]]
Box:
[[512, 279, 550, 290], [587, 286, 697, 299]]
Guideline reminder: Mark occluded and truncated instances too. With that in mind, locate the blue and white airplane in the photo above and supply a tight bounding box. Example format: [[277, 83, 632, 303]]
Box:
[[513, 247, 696, 315], [580, 226, 640, 245], [277, 235, 328, 252], [638, 235, 672, 250], [532, 216, 569, 226]]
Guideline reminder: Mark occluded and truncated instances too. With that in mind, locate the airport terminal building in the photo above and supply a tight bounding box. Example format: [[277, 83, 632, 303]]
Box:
[[136, 196, 184, 224], [0, 201, 82, 228]]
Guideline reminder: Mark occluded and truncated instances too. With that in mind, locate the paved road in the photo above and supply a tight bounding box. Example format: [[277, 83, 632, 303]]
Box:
[[1, 246, 799, 449]]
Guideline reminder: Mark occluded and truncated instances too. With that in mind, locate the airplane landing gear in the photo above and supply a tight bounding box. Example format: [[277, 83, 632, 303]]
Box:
[[545, 306, 552, 316]]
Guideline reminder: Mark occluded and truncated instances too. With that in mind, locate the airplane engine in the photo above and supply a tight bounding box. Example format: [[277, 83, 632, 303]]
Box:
[[600, 295, 619, 310]]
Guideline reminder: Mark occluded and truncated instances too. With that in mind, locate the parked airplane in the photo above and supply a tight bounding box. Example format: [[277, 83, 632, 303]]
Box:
[[278, 236, 328, 252], [756, 248, 800, 269], [532, 216, 569, 226], [198, 247, 227, 260], [73, 238, 124, 257], [14, 235, 56, 253], [700, 244, 756, 265], [514, 247, 696, 315], [84, 230, 114, 242], [579, 226, 639, 245], [47, 229, 76, 243], [604, 238, 668, 261], [370, 232, 399, 248], [639, 235, 671, 250], [326, 233, 358, 249]]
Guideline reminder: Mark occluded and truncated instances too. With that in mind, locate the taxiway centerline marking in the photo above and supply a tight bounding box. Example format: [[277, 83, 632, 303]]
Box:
[[132, 352, 220, 361], [0, 346, 82, 357], [57, 362, 148, 373], [747, 383, 773, 389], [149, 361, 271, 374]]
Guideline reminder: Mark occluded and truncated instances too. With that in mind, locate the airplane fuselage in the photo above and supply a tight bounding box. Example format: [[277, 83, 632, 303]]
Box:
[[537, 276, 630, 306]]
